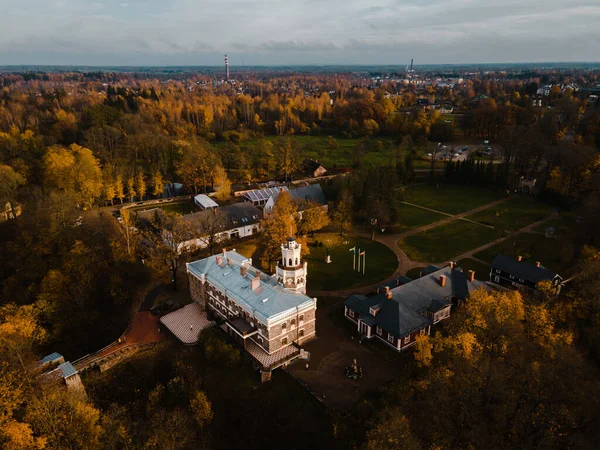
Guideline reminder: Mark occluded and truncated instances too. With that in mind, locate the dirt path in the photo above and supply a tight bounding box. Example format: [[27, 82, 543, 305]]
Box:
[[309, 197, 512, 298], [452, 211, 558, 262]]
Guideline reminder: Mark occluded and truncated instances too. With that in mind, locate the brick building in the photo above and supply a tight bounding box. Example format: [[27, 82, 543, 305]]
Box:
[[187, 237, 316, 376]]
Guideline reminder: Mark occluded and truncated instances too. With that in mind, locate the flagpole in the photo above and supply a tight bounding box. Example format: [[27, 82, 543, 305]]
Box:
[[357, 249, 361, 273], [363, 251, 366, 275]]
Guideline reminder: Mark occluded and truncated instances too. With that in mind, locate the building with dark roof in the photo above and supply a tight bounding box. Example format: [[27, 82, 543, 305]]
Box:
[[344, 265, 488, 351], [264, 183, 328, 213], [177, 202, 262, 251], [489, 255, 563, 293], [302, 158, 327, 178]]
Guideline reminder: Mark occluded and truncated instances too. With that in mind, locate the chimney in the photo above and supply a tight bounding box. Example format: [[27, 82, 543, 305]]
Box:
[[385, 286, 390, 293], [216, 256, 223, 266], [251, 272, 261, 291], [439, 275, 446, 287], [517, 255, 522, 262], [535, 261, 541, 268], [467, 270, 475, 282], [227, 258, 232, 266], [223, 248, 227, 258], [386, 291, 393, 300], [449, 261, 454, 269], [240, 266, 247, 277]]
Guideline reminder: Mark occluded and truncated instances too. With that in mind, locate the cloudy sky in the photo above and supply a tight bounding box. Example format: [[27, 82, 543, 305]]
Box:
[[0, 0, 598, 66]]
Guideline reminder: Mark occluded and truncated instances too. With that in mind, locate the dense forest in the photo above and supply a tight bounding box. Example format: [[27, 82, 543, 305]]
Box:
[[1, 67, 600, 449]]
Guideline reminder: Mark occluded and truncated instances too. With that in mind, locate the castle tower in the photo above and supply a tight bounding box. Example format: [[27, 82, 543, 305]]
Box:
[[275, 236, 307, 294]]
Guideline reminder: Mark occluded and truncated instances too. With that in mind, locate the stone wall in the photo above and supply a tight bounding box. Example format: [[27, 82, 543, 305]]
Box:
[[266, 306, 317, 353]]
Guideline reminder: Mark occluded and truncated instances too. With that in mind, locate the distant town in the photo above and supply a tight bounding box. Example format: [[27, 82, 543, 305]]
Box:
[[1, 60, 599, 449]]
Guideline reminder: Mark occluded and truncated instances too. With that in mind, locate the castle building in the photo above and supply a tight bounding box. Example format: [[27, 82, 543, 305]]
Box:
[[186, 237, 316, 378], [276, 237, 307, 294]]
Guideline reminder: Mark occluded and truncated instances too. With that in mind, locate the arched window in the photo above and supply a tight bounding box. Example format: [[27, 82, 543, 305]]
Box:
[[289, 258, 292, 266], [295, 258, 298, 265]]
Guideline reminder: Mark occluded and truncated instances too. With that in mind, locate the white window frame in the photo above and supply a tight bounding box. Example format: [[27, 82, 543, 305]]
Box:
[[420, 329, 425, 336], [495, 268, 500, 274], [404, 335, 411, 344], [281, 322, 286, 331], [298, 329, 304, 338], [387, 334, 394, 343], [376, 326, 382, 336], [281, 337, 288, 345], [494, 276, 500, 282]]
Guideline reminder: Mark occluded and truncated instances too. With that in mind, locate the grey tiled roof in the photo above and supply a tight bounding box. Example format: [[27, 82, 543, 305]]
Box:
[[38, 352, 63, 365], [58, 362, 77, 378], [345, 267, 489, 338], [491, 255, 560, 283], [187, 251, 315, 323]]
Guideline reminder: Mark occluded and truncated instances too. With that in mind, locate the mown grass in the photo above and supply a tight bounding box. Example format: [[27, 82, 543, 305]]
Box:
[[466, 196, 553, 231], [389, 202, 447, 233], [398, 184, 507, 215], [399, 220, 502, 263], [473, 232, 573, 274], [306, 232, 398, 291]]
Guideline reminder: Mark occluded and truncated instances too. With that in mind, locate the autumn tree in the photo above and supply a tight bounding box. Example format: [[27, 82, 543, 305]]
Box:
[[296, 203, 330, 237], [190, 391, 213, 430], [0, 164, 25, 219], [212, 166, 231, 201], [259, 191, 298, 271], [152, 171, 164, 198], [142, 210, 198, 291], [175, 139, 218, 194], [331, 189, 353, 235]]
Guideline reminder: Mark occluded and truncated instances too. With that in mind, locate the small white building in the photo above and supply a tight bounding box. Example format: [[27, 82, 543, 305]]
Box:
[[194, 194, 219, 211]]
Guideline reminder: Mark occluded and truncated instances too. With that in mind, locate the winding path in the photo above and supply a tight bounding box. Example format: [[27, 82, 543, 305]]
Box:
[[308, 197, 555, 298]]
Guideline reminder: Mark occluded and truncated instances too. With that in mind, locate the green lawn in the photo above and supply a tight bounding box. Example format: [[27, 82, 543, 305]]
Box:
[[466, 196, 553, 231], [405, 266, 427, 279], [398, 184, 507, 215], [306, 233, 398, 291], [399, 220, 502, 263], [456, 258, 491, 281], [129, 200, 199, 216], [473, 232, 573, 274], [389, 202, 447, 233]]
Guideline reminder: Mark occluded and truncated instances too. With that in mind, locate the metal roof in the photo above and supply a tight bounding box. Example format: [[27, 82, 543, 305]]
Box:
[[491, 255, 560, 283], [39, 352, 63, 365], [244, 186, 288, 202], [58, 362, 78, 378], [194, 194, 218, 209], [187, 251, 315, 324]]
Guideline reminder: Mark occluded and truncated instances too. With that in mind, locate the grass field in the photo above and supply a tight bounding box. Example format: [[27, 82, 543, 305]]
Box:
[[466, 196, 553, 231], [399, 184, 507, 215], [389, 202, 447, 233], [473, 233, 573, 273], [129, 200, 199, 216], [306, 233, 398, 291], [399, 220, 502, 263], [405, 266, 427, 279], [213, 134, 431, 171]]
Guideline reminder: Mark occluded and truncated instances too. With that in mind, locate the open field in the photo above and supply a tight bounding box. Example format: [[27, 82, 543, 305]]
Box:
[[213, 135, 431, 170], [466, 196, 553, 231], [129, 200, 199, 216], [473, 232, 573, 274], [399, 184, 507, 215], [306, 233, 398, 291], [399, 220, 502, 263], [389, 202, 447, 233]]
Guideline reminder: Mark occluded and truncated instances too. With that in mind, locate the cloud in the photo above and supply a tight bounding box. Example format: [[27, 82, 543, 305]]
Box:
[[0, 0, 598, 65]]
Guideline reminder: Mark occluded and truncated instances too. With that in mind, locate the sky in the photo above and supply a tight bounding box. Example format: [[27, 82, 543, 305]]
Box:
[[0, 0, 599, 66]]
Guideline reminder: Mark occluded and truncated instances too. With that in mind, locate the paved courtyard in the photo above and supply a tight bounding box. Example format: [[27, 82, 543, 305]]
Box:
[[288, 302, 400, 412]]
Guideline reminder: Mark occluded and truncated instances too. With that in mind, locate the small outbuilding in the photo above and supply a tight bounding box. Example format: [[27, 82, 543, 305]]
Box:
[[194, 194, 219, 211]]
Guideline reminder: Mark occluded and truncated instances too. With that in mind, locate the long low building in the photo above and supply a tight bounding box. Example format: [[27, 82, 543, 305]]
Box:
[[186, 238, 316, 379], [177, 202, 262, 252], [344, 265, 488, 351]]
